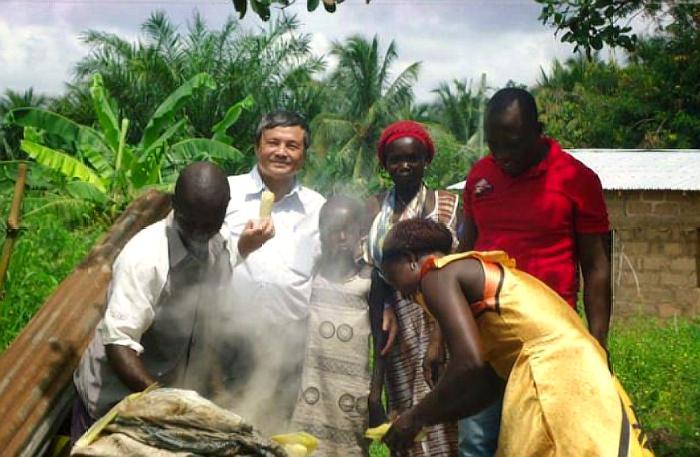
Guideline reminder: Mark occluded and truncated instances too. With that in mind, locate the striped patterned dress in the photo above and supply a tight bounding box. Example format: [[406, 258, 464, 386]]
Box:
[[384, 189, 460, 457]]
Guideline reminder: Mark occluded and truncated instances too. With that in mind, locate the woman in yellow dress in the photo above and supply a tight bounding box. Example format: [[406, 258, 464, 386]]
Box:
[[380, 219, 653, 457]]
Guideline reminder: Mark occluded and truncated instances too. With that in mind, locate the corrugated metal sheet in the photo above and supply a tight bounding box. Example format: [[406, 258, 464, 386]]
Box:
[[447, 149, 700, 191], [0, 190, 171, 457]]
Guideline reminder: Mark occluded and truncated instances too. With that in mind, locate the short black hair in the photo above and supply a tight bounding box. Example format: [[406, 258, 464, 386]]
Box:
[[320, 194, 365, 230], [255, 110, 310, 150], [486, 87, 539, 127], [382, 219, 453, 262]]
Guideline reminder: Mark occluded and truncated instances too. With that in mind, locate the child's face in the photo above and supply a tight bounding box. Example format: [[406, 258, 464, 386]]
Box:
[[320, 207, 362, 260]]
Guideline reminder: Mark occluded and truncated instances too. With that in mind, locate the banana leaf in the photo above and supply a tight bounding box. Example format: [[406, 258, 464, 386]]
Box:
[[65, 181, 108, 204], [169, 138, 243, 163], [141, 119, 186, 159], [140, 73, 216, 152], [6, 108, 113, 161], [90, 74, 121, 152], [20, 140, 106, 192], [83, 146, 115, 180], [211, 95, 255, 145]]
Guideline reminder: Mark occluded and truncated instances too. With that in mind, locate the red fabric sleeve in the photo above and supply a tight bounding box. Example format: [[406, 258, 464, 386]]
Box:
[[571, 166, 610, 234]]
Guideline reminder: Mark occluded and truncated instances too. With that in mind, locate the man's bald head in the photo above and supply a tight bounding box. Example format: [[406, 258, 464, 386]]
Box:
[[172, 162, 230, 243]]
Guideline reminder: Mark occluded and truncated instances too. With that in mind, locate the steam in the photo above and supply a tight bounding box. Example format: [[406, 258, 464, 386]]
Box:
[[206, 285, 308, 436]]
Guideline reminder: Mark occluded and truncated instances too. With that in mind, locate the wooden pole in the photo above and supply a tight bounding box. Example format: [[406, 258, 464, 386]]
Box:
[[0, 163, 28, 299]]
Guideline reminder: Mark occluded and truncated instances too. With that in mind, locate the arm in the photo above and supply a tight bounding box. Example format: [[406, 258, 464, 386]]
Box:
[[458, 216, 478, 252], [578, 232, 612, 349], [105, 344, 157, 392], [384, 261, 501, 451], [367, 268, 392, 426]]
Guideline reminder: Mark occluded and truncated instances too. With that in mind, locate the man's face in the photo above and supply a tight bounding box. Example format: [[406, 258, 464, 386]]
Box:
[[486, 101, 541, 177], [174, 200, 227, 245], [256, 125, 305, 181]]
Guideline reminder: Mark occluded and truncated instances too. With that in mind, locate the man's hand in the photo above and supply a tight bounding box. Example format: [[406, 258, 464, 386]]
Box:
[[238, 218, 275, 258], [380, 307, 398, 356], [423, 327, 446, 388]]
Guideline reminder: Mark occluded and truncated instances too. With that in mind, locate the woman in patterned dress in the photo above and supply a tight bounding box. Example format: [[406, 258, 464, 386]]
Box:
[[366, 120, 460, 457], [291, 196, 372, 456]]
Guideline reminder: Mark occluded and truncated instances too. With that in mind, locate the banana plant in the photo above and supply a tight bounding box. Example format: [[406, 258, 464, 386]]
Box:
[[5, 73, 251, 211]]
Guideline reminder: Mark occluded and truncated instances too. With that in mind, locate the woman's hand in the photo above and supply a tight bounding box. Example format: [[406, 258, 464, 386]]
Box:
[[367, 394, 387, 428], [383, 411, 422, 453]]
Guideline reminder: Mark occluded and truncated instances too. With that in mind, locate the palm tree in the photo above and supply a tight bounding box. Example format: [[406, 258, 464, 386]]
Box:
[[0, 89, 49, 160], [430, 79, 480, 144], [55, 11, 326, 162], [310, 34, 419, 189]]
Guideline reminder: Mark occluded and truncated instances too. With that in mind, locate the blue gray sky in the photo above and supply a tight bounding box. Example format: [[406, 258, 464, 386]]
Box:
[[0, 0, 655, 102]]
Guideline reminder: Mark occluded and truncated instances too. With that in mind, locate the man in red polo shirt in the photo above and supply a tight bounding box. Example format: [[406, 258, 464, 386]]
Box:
[[455, 87, 612, 457]]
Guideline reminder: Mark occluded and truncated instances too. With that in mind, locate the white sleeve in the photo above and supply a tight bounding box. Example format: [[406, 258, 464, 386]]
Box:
[[99, 250, 159, 354]]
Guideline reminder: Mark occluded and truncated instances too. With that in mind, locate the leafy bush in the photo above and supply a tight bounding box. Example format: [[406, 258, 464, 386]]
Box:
[[0, 191, 104, 349]]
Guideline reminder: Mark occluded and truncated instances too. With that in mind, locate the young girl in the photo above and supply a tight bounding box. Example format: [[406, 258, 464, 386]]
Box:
[[290, 196, 372, 456], [379, 219, 654, 457]]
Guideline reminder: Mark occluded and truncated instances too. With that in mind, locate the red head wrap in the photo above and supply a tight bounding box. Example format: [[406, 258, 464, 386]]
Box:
[[377, 120, 435, 166]]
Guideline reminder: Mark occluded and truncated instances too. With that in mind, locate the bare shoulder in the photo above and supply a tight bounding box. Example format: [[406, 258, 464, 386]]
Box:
[[421, 257, 483, 301]]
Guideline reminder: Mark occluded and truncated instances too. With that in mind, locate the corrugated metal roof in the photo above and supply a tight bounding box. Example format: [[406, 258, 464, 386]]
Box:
[[447, 149, 700, 191]]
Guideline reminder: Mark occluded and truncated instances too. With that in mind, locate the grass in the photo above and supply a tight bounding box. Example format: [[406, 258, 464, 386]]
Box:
[[0, 194, 104, 349], [609, 316, 700, 457]]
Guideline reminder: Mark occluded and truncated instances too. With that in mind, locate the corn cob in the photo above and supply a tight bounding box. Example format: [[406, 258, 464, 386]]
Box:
[[271, 431, 319, 454], [364, 422, 428, 442], [259, 190, 275, 219]]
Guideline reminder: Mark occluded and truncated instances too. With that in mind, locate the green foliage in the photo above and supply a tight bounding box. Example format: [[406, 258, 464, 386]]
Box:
[[309, 35, 420, 188], [5, 73, 250, 213], [0, 88, 50, 161], [536, 0, 645, 56], [0, 188, 105, 350], [535, 12, 700, 149], [57, 11, 325, 160], [231, 0, 357, 20], [609, 317, 700, 457]]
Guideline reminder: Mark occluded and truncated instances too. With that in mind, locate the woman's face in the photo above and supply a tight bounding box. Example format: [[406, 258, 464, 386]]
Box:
[[382, 255, 421, 295], [383, 137, 428, 187]]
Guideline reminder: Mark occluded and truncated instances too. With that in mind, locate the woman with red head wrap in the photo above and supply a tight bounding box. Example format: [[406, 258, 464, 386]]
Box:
[[366, 120, 461, 457]]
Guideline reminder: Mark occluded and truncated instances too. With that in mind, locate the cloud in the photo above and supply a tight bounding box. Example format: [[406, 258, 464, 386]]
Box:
[[0, 0, 637, 103]]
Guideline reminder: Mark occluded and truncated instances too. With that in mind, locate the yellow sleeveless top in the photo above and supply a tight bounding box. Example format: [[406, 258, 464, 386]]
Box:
[[420, 251, 654, 457]]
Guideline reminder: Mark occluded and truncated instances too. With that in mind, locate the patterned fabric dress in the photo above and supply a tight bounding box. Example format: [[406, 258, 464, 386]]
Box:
[[290, 274, 371, 457], [368, 186, 460, 457]]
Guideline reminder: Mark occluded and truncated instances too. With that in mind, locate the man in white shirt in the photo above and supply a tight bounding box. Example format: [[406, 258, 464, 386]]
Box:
[[222, 110, 325, 431], [72, 162, 250, 442]]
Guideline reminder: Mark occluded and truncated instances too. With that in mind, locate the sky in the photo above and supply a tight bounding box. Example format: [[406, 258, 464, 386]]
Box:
[[0, 0, 656, 103]]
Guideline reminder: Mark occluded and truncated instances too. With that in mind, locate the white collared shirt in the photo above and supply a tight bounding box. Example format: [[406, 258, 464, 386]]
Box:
[[98, 213, 236, 353], [224, 166, 325, 323]]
